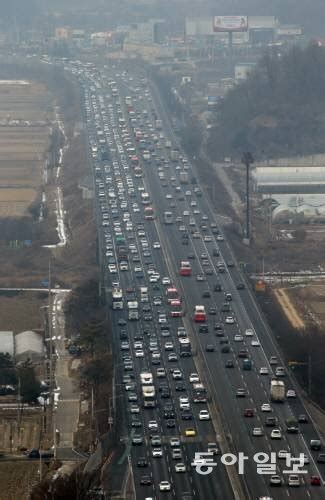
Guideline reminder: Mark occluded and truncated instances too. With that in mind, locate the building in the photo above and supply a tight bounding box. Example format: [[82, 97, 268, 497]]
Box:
[[0, 331, 14, 357], [126, 19, 166, 45], [235, 63, 256, 80], [15, 331, 44, 364], [55, 27, 72, 40]]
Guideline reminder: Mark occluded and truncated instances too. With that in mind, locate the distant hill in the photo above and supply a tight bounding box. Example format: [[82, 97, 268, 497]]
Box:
[[208, 44, 325, 161]]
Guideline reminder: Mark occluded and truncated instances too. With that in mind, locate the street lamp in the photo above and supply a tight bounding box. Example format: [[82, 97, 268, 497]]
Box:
[[241, 152, 254, 244]]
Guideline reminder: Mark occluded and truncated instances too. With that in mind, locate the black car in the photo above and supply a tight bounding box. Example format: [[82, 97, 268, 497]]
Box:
[[175, 382, 186, 392], [181, 410, 193, 420], [214, 284, 222, 292], [214, 323, 223, 330], [202, 291, 211, 298], [236, 283, 245, 290], [140, 476, 152, 486], [137, 458, 148, 467], [208, 307, 217, 315], [199, 324, 209, 333], [221, 345, 230, 353], [131, 419, 142, 428], [265, 416, 277, 427], [298, 414, 308, 423], [166, 419, 176, 428], [225, 360, 234, 368]]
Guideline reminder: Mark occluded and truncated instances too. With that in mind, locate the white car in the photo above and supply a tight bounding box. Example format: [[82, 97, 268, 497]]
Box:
[[108, 264, 117, 273], [135, 350, 144, 358], [148, 420, 158, 431], [153, 242, 161, 249], [286, 389, 296, 398], [170, 437, 180, 447], [164, 341, 174, 351], [189, 373, 200, 383], [252, 427, 264, 436], [234, 335, 243, 342], [158, 314, 167, 324], [162, 277, 171, 285], [216, 235, 224, 241], [261, 403, 272, 412], [149, 275, 159, 283], [203, 236, 213, 242], [271, 429, 282, 439], [288, 474, 300, 487], [225, 316, 234, 324], [199, 410, 210, 421], [175, 462, 186, 472], [269, 475, 282, 486], [259, 367, 269, 375], [251, 340, 260, 347], [152, 447, 163, 458], [159, 481, 171, 491]]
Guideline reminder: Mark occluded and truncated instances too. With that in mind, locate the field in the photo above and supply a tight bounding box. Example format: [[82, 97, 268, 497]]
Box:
[[0, 81, 51, 217], [0, 462, 40, 500]]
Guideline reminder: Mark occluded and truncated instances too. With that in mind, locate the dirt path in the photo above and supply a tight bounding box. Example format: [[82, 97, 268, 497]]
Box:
[[274, 288, 305, 329]]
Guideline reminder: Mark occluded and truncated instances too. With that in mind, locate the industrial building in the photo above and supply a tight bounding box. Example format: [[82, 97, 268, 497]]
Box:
[[0, 331, 14, 357], [15, 330, 44, 364], [253, 166, 325, 223]]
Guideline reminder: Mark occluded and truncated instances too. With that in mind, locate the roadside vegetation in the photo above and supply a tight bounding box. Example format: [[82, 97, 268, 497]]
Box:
[[208, 44, 325, 160]]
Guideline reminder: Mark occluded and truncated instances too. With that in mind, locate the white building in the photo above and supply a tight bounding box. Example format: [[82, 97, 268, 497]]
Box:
[[15, 331, 44, 363]]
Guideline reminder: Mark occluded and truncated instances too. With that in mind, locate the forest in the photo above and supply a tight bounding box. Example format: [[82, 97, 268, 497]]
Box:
[[208, 44, 325, 161]]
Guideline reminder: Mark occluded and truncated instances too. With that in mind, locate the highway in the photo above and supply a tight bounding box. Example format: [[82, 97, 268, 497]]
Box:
[[65, 59, 325, 500]]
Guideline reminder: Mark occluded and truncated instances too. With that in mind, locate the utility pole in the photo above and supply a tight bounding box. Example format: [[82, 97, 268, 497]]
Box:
[[48, 259, 53, 438], [241, 152, 254, 245]]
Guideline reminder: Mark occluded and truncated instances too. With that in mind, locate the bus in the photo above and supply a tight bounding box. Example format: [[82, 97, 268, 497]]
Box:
[[170, 299, 182, 317], [144, 206, 155, 220], [163, 211, 174, 224], [179, 261, 192, 276], [194, 305, 206, 323]]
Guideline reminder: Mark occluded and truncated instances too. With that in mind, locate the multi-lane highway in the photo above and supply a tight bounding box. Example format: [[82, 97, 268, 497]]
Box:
[[64, 59, 325, 500]]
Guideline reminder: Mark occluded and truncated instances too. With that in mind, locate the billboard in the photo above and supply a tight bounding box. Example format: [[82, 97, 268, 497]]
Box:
[[213, 16, 248, 33]]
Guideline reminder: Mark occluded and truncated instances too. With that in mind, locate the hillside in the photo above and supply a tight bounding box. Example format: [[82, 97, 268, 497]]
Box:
[[208, 44, 325, 161]]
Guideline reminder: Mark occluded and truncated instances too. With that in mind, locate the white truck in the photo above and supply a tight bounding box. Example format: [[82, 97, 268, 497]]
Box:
[[140, 286, 149, 303], [270, 380, 285, 402], [142, 385, 156, 408], [112, 287, 123, 310], [170, 149, 179, 162], [165, 139, 172, 149], [179, 171, 189, 184], [127, 300, 139, 320]]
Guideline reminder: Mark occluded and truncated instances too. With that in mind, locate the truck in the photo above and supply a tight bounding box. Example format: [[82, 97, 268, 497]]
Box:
[[179, 337, 192, 357], [112, 287, 123, 310], [179, 171, 189, 184], [170, 149, 179, 162], [165, 139, 172, 149], [155, 119, 163, 130], [142, 385, 156, 408], [117, 246, 128, 262], [270, 379, 285, 402], [140, 286, 149, 303], [127, 300, 139, 320], [143, 150, 151, 161]]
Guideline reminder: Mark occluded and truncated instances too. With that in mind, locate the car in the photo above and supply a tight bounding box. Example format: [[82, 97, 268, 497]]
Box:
[[261, 403, 272, 412], [159, 481, 171, 491], [150, 435, 162, 446], [271, 429, 282, 439], [164, 341, 174, 351], [275, 367, 285, 377], [208, 307, 217, 315], [137, 457, 148, 467], [251, 340, 260, 347], [298, 414, 308, 423], [152, 447, 163, 457], [216, 235, 224, 241], [252, 427, 264, 436], [259, 367, 269, 375], [205, 344, 215, 352], [236, 283, 245, 290], [244, 408, 254, 417], [196, 274, 205, 281], [153, 242, 161, 249], [288, 475, 300, 487], [168, 352, 178, 362], [166, 419, 176, 428], [317, 453, 325, 463], [310, 439, 322, 450], [244, 328, 254, 337], [175, 462, 186, 473], [185, 428, 196, 437], [118, 318, 127, 326], [269, 356, 278, 365], [181, 409, 193, 420], [202, 290, 211, 298], [269, 475, 282, 486], [130, 404, 140, 413], [225, 359, 234, 368], [132, 434, 143, 445], [199, 324, 209, 333], [265, 416, 277, 427], [286, 389, 296, 398], [128, 393, 138, 402], [140, 475, 152, 486], [170, 437, 180, 447], [162, 277, 171, 285], [237, 349, 248, 358], [172, 448, 182, 459], [225, 316, 234, 324], [135, 349, 144, 358], [148, 420, 158, 431], [234, 335, 243, 342], [310, 475, 321, 486], [189, 373, 200, 383], [172, 369, 183, 379], [156, 368, 166, 378], [236, 388, 246, 397], [199, 410, 210, 420]]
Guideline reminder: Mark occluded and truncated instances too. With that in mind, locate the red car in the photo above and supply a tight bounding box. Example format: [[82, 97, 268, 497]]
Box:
[[310, 475, 321, 486], [244, 408, 254, 417]]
